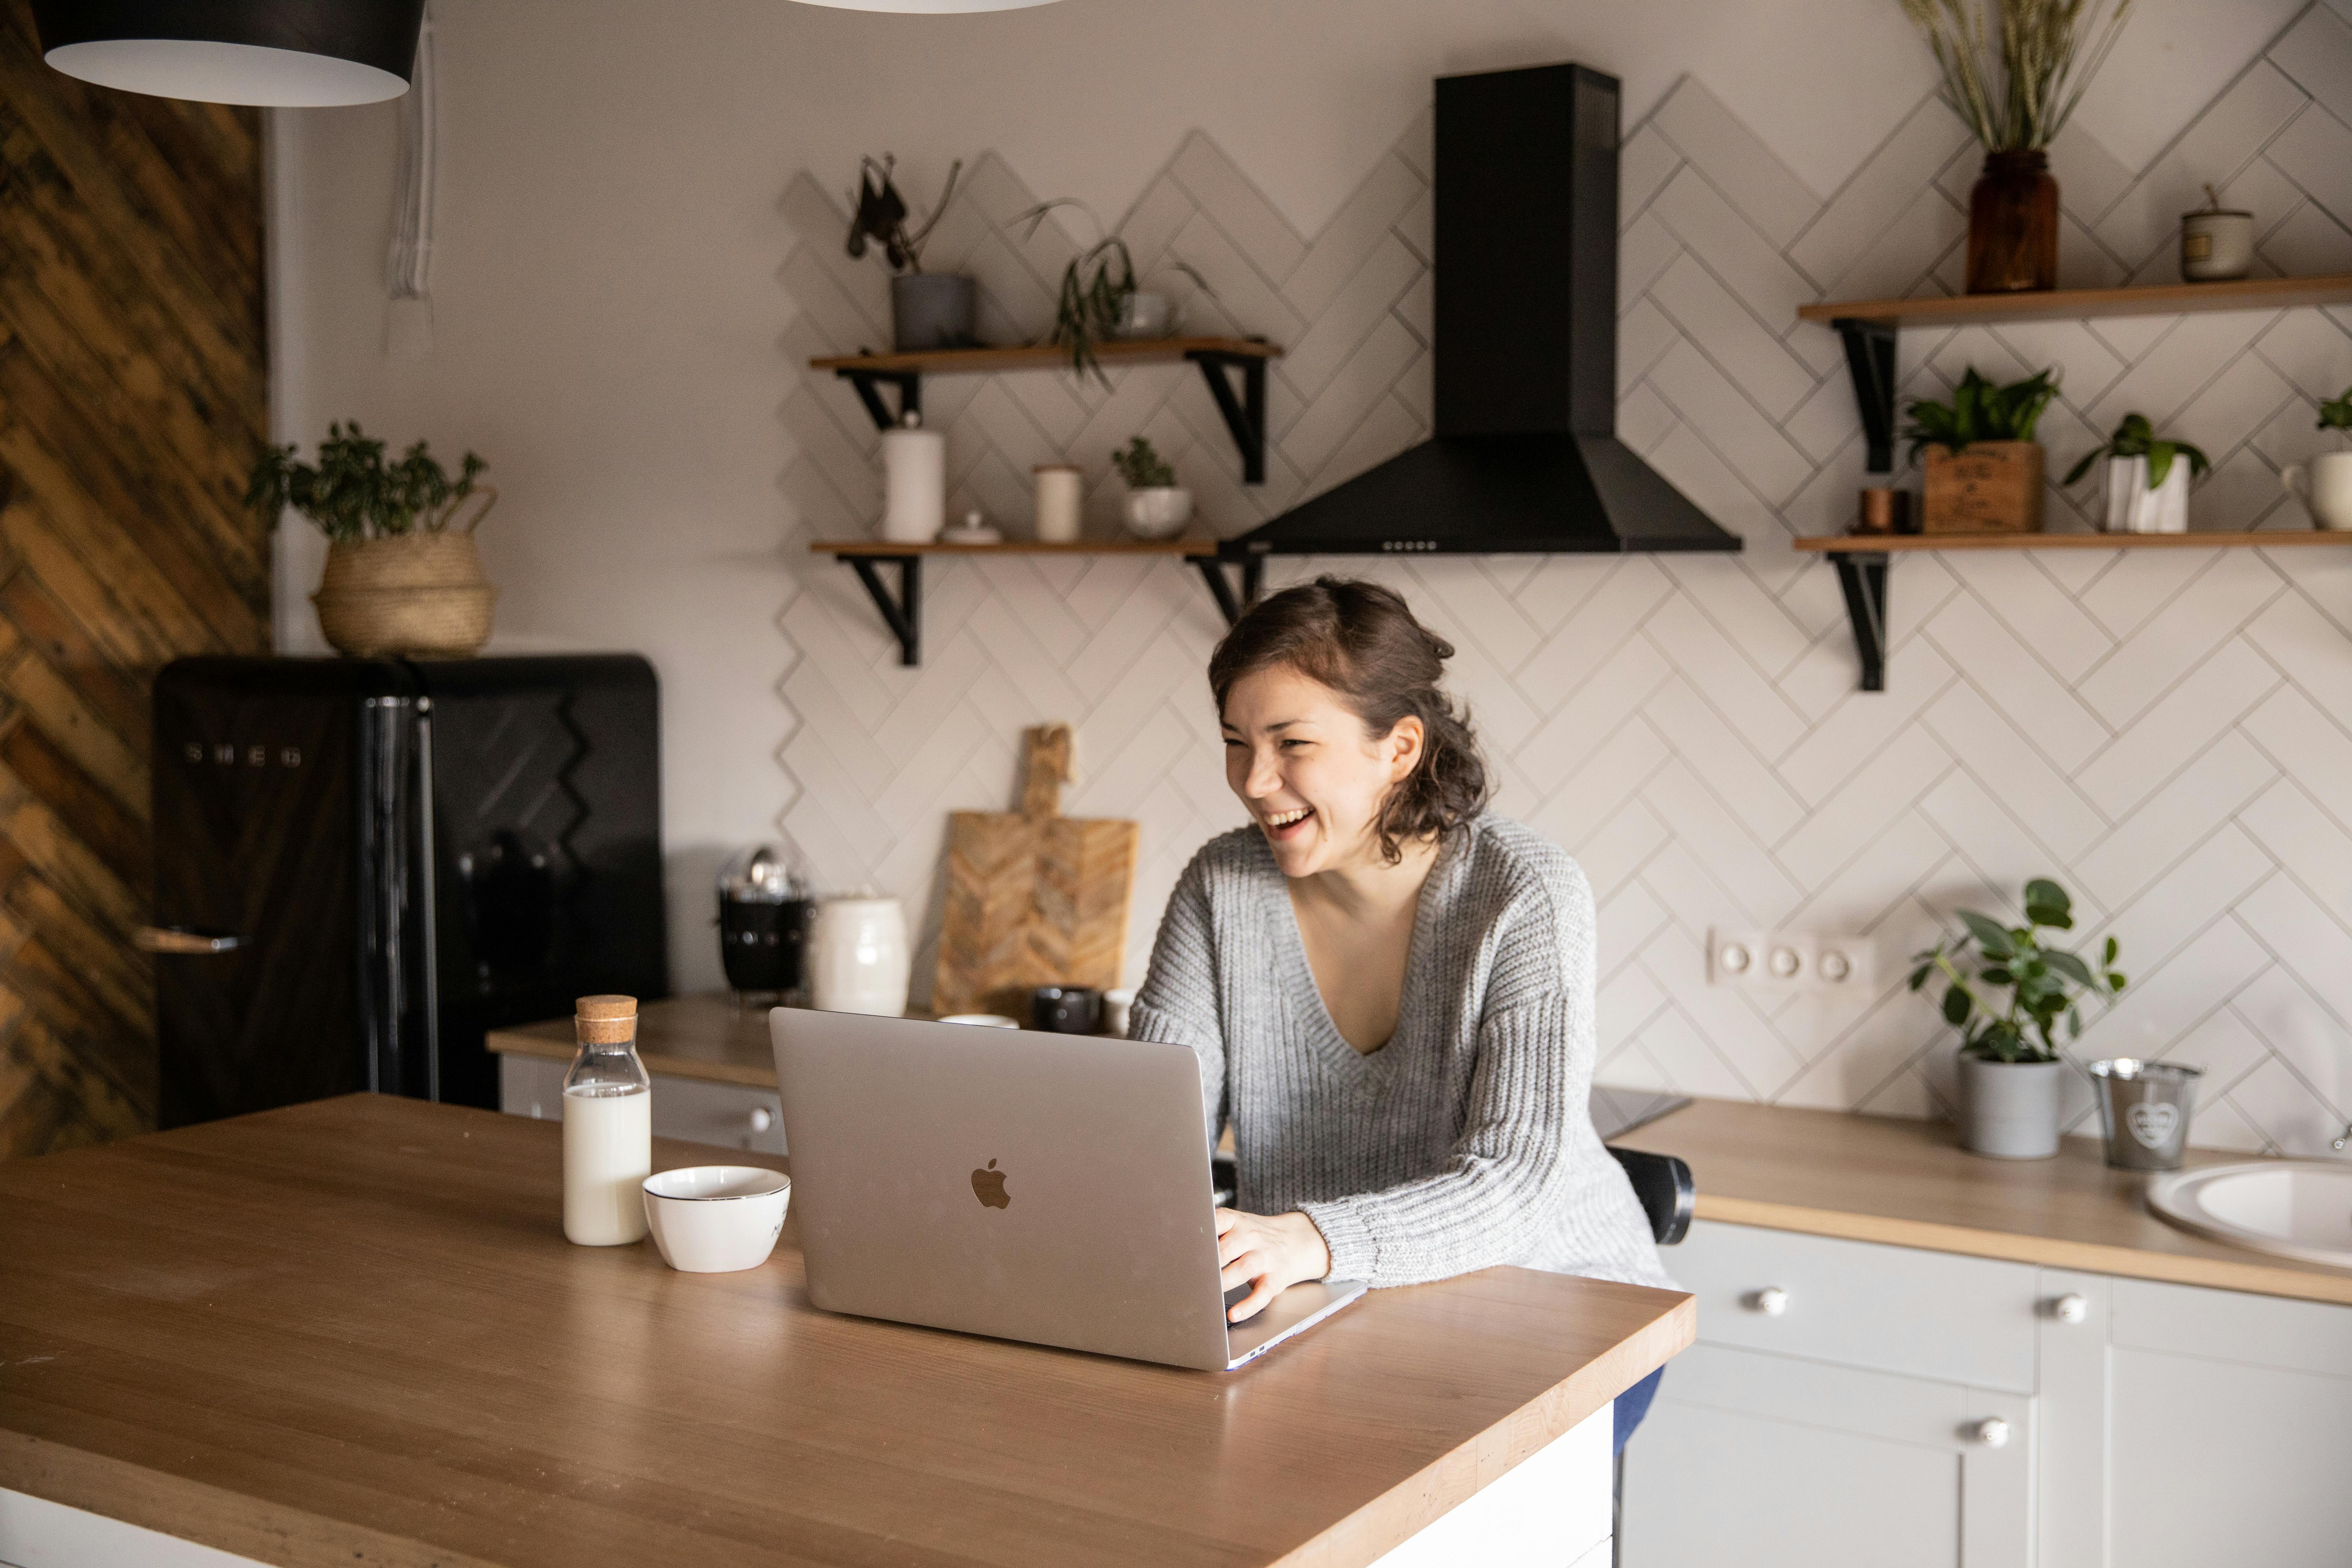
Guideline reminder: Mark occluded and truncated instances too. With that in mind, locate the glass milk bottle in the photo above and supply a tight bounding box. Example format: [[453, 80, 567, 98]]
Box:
[[563, 995, 651, 1245]]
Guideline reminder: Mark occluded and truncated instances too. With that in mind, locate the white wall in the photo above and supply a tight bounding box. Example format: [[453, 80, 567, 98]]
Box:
[[273, 0, 2352, 1154]]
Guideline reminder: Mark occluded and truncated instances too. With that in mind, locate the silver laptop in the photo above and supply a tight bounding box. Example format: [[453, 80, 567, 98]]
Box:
[[770, 1007, 1367, 1371]]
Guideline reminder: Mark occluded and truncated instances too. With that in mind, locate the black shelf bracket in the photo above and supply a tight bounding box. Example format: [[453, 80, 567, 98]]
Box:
[[1192, 554, 1265, 626], [1185, 349, 1268, 484], [839, 554, 921, 666], [835, 368, 922, 432], [1830, 551, 1890, 693], [1833, 317, 1899, 474]]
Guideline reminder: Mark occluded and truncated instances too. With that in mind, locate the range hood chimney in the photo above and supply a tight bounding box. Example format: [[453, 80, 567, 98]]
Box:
[[1223, 63, 1742, 560]]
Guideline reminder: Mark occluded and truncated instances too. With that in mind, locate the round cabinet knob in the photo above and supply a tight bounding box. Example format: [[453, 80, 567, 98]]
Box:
[[1749, 1286, 1789, 1316], [1972, 1418, 2010, 1449], [748, 1106, 774, 1134], [2052, 1292, 2087, 1324]]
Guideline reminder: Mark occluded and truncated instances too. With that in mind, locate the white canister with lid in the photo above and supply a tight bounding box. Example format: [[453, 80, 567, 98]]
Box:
[[880, 415, 946, 543], [807, 895, 911, 1016], [1033, 463, 1083, 542]]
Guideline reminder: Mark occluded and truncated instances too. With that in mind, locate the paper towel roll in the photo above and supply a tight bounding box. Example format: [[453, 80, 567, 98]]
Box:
[[881, 427, 946, 543]]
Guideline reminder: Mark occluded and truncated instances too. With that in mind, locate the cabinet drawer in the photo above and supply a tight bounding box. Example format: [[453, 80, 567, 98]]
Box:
[[1672, 1220, 2040, 1393], [499, 1057, 786, 1157]]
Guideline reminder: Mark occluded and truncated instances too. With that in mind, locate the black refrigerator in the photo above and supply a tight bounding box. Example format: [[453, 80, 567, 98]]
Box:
[[150, 655, 668, 1127]]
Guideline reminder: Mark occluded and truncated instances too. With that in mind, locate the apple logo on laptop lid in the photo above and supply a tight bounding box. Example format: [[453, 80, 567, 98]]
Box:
[[971, 1158, 1010, 1210]]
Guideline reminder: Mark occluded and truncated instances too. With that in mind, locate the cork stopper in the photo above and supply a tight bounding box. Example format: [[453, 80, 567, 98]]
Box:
[[576, 994, 637, 1045]]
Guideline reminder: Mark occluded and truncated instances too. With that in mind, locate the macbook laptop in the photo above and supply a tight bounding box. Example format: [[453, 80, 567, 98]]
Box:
[[770, 1007, 1368, 1371]]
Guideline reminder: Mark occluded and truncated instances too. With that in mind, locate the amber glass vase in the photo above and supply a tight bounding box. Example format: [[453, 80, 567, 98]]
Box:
[[1966, 150, 2058, 294]]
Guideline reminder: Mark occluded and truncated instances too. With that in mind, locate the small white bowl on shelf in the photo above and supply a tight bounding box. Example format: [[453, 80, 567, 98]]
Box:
[[1124, 486, 1194, 539], [641, 1165, 790, 1273]]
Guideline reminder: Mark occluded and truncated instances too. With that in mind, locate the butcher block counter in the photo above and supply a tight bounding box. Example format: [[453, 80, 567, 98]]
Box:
[[0, 1095, 1691, 1568]]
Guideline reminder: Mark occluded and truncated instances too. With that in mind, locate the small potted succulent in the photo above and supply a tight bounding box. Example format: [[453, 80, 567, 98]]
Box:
[[845, 154, 974, 352], [2283, 386, 2352, 530], [1910, 878, 2127, 1160], [247, 423, 496, 659], [1112, 436, 1193, 539], [1014, 200, 1216, 385], [1905, 366, 2060, 534], [2064, 413, 2208, 534]]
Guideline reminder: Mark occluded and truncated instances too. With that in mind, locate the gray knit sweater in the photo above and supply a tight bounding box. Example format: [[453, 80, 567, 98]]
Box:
[[1129, 813, 1675, 1293]]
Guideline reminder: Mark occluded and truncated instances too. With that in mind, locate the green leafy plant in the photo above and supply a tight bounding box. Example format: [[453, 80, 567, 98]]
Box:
[[1014, 200, 1216, 386], [1908, 878, 2127, 1063], [1111, 436, 1177, 490], [1904, 366, 2060, 463], [1899, 0, 2135, 152], [844, 153, 962, 274], [246, 423, 492, 546], [2063, 412, 2210, 490], [2317, 385, 2352, 437]]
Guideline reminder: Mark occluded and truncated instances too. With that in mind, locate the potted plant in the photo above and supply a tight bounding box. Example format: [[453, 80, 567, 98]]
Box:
[[1112, 436, 1193, 539], [1898, 0, 2134, 293], [1014, 200, 1216, 385], [845, 154, 973, 352], [1910, 878, 2127, 1159], [247, 423, 497, 659], [1906, 366, 2060, 533], [2282, 386, 2352, 531], [2064, 413, 2208, 534]]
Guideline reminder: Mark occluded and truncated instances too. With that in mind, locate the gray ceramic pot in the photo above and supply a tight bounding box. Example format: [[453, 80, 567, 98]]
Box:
[[891, 273, 976, 352], [1957, 1053, 2065, 1160]]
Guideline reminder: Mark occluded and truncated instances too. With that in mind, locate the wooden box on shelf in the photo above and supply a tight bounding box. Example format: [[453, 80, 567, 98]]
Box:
[[1923, 441, 2044, 534]]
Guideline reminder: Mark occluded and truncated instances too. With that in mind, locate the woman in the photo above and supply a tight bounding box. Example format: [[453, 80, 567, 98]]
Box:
[[1128, 577, 1671, 1448]]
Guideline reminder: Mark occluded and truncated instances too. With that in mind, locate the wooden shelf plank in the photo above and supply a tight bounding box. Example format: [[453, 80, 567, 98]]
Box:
[[1796, 274, 2352, 328], [810, 537, 1221, 557], [1795, 531, 2352, 553], [809, 336, 1282, 376]]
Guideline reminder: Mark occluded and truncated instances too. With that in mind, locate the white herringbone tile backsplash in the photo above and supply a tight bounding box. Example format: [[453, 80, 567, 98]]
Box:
[[775, 4, 2352, 1156]]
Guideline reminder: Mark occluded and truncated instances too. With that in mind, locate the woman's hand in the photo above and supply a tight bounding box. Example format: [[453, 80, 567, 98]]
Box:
[[1216, 1209, 1331, 1323]]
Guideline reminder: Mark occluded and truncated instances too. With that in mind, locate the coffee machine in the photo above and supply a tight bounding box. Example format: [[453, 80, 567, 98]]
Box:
[[718, 844, 812, 1004]]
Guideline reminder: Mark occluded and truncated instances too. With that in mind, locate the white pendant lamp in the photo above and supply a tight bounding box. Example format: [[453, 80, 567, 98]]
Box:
[[32, 0, 428, 107]]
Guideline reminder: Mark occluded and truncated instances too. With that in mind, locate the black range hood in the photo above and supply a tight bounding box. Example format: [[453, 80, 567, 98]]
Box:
[[1225, 62, 1742, 559]]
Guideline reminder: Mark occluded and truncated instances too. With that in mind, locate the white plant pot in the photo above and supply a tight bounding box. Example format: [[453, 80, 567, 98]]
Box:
[[2101, 454, 2190, 534], [1124, 486, 1194, 539]]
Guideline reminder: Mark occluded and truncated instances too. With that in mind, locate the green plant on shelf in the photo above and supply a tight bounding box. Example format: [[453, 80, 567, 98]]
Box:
[[2063, 412, 2210, 490], [1903, 366, 2060, 463], [1111, 436, 1177, 490], [1013, 199, 1217, 386], [246, 423, 493, 544], [1898, 0, 2135, 153], [2317, 385, 2352, 444], [1908, 878, 2127, 1064]]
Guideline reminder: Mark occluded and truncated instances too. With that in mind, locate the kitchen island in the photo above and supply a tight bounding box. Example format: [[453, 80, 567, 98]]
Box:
[[0, 1095, 1690, 1568]]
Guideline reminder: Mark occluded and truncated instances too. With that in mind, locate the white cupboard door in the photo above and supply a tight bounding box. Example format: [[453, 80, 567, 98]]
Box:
[[1618, 1343, 2030, 1568]]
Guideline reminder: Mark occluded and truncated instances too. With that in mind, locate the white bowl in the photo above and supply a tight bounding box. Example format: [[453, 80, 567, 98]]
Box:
[[641, 1165, 790, 1273], [938, 1013, 1020, 1028], [1124, 486, 1194, 539]]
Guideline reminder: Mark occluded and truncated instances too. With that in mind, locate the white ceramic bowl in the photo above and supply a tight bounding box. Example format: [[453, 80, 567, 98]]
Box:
[[938, 1013, 1020, 1028], [641, 1165, 790, 1273]]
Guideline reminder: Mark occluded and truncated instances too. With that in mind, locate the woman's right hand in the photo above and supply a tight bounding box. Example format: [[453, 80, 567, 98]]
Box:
[[1216, 1208, 1331, 1323]]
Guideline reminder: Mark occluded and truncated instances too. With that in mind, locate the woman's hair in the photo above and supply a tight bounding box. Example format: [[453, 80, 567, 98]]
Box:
[[1208, 576, 1490, 863]]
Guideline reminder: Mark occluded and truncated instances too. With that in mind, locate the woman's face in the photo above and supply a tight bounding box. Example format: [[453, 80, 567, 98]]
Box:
[[1220, 664, 1424, 878]]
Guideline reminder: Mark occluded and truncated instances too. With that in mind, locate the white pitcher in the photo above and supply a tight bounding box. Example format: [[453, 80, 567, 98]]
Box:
[[2282, 450, 2352, 531], [807, 895, 910, 1016]]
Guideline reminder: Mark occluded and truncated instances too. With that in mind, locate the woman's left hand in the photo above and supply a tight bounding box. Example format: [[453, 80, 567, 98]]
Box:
[[1216, 1209, 1332, 1323]]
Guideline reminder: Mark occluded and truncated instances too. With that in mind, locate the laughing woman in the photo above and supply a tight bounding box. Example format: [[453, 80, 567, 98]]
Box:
[[1128, 576, 1672, 1448]]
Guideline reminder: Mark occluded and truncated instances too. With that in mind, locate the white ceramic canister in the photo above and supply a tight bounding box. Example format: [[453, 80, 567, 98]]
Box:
[[2102, 454, 2190, 534], [880, 417, 946, 544], [2180, 206, 2254, 282], [1033, 463, 1083, 543], [2282, 450, 2352, 531], [807, 895, 911, 1016]]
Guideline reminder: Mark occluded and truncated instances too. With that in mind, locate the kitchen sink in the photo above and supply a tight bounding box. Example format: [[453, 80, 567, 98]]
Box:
[[2148, 1161, 2352, 1269]]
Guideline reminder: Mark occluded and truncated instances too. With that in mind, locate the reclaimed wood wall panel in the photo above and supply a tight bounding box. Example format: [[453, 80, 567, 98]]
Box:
[[0, 0, 269, 1157]]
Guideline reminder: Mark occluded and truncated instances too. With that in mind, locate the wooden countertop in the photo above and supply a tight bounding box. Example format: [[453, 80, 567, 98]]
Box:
[[0, 1096, 1692, 1568], [1614, 1097, 2352, 1307], [488, 994, 781, 1086]]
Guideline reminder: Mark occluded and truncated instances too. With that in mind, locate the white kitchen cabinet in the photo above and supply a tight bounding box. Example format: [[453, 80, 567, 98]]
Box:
[[498, 1054, 786, 1156]]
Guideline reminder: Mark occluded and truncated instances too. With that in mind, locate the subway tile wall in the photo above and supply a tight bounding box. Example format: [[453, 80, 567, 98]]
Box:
[[776, 4, 2352, 1154]]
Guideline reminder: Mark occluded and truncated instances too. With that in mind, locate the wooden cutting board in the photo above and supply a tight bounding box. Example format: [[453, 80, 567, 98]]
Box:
[[932, 724, 1139, 1019]]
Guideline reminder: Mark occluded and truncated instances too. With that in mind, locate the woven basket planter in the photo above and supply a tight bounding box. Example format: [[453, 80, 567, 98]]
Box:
[[313, 533, 497, 659]]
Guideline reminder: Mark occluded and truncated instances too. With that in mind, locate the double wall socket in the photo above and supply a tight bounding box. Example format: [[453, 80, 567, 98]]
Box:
[[1708, 929, 1877, 993]]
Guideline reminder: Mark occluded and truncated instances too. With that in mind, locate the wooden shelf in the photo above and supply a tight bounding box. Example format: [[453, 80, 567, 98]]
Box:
[[1797, 530, 2352, 553], [1796, 274, 2352, 328], [807, 537, 1220, 558], [808, 336, 1281, 376]]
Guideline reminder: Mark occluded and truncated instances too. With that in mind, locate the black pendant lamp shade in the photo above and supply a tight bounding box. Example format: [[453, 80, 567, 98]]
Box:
[[33, 0, 427, 106]]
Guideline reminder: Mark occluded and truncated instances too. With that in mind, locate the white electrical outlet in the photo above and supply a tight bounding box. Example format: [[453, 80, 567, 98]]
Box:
[[1708, 929, 1877, 992]]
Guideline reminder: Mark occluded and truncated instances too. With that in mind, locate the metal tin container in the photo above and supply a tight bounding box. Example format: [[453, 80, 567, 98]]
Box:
[[2089, 1058, 2203, 1171]]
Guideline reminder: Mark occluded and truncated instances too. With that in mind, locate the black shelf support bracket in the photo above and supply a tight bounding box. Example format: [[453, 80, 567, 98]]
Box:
[[1186, 349, 1269, 484], [1830, 551, 1890, 693], [835, 368, 923, 432], [1833, 317, 1899, 474], [839, 554, 922, 666], [1192, 554, 1264, 626]]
